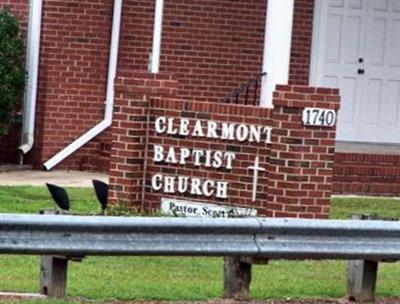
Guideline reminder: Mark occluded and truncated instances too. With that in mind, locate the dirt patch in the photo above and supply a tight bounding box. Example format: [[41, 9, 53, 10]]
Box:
[[3, 297, 400, 304], [104, 298, 400, 304]]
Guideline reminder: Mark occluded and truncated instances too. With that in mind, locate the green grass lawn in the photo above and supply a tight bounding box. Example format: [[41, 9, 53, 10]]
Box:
[[0, 186, 400, 303], [0, 186, 98, 214]]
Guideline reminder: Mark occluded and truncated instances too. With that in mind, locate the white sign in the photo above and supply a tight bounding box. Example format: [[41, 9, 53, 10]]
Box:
[[155, 116, 272, 143], [152, 175, 228, 198], [151, 116, 272, 201], [302, 108, 336, 127], [161, 198, 257, 218]]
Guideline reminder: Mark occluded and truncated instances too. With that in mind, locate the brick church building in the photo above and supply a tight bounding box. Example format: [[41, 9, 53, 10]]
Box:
[[1, 0, 400, 209]]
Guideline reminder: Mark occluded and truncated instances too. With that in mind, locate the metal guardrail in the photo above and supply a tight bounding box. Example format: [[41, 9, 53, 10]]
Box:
[[1, 213, 400, 260]]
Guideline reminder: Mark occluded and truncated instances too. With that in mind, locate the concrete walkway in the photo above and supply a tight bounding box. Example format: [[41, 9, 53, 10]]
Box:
[[0, 170, 108, 187]]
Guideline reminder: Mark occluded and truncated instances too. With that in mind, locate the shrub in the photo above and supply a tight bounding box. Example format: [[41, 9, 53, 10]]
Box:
[[0, 9, 25, 135], [105, 201, 135, 216]]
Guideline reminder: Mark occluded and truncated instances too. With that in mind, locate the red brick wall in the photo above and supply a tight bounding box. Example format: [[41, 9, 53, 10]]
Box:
[[109, 72, 340, 218], [6, 0, 395, 200], [333, 153, 400, 196], [143, 95, 271, 214], [31, 0, 114, 171], [161, 0, 266, 102], [0, 2, 28, 165], [118, 0, 266, 104], [118, 1, 154, 72], [1, 0, 320, 170], [269, 85, 340, 218], [107, 0, 315, 177], [109, 72, 180, 205], [0, 1, 114, 170], [289, 0, 314, 85], [118, 0, 315, 101]]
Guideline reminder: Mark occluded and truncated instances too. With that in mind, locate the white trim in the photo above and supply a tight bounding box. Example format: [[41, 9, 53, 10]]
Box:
[[260, 0, 294, 108], [19, 0, 43, 155], [309, 0, 327, 86], [309, 0, 321, 85], [150, 0, 164, 74]]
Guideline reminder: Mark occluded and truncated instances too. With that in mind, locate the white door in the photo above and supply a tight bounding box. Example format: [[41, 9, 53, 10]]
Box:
[[311, 0, 400, 143]]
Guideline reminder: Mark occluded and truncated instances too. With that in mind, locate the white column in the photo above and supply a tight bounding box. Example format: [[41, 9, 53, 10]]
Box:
[[19, 0, 43, 155], [260, 0, 295, 107], [150, 0, 164, 73]]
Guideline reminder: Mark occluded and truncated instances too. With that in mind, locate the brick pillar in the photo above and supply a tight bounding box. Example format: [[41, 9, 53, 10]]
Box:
[[109, 72, 179, 209], [268, 85, 340, 219]]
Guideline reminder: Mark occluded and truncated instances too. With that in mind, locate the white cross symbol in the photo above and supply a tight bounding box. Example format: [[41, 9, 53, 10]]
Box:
[[247, 156, 266, 202]]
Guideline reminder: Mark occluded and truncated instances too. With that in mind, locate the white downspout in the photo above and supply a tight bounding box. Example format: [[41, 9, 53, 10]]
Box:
[[149, 0, 164, 73], [260, 0, 294, 107], [43, 0, 123, 171], [19, 0, 43, 157]]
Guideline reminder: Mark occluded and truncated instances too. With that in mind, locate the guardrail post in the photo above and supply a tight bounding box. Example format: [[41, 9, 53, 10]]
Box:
[[40, 255, 68, 298], [347, 259, 378, 302], [39, 209, 67, 297], [38, 209, 83, 298], [346, 215, 378, 302], [223, 257, 252, 300]]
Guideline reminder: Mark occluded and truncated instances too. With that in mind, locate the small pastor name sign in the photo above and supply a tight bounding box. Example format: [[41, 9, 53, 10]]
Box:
[[161, 198, 257, 218]]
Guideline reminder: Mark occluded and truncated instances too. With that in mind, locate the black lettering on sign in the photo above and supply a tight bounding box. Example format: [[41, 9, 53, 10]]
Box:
[[302, 108, 336, 127]]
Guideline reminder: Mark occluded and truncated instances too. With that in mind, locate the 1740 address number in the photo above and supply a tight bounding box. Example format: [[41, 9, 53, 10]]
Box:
[[302, 107, 336, 127]]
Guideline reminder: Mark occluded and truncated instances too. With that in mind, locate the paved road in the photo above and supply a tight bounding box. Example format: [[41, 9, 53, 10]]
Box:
[[0, 170, 108, 187]]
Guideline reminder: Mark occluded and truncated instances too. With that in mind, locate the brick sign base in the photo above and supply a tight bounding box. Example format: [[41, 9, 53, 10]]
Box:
[[109, 72, 340, 219]]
